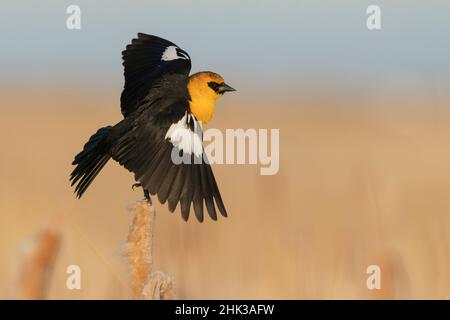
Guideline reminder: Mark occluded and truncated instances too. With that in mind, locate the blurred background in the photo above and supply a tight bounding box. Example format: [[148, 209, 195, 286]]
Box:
[[1, 0, 450, 299]]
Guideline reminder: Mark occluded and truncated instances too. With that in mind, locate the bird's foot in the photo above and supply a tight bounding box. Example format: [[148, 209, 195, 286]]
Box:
[[132, 182, 152, 205], [144, 189, 152, 205], [131, 183, 141, 190]]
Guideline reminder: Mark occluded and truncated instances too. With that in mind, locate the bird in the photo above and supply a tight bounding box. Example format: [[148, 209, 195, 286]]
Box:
[[69, 33, 235, 222]]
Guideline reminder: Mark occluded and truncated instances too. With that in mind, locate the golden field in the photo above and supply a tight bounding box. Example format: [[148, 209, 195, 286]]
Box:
[[1, 87, 450, 299]]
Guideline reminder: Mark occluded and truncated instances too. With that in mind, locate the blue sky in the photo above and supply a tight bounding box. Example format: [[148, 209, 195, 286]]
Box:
[[1, 0, 450, 95]]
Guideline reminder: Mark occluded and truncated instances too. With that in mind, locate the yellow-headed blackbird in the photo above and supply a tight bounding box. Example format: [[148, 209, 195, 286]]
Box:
[[70, 33, 235, 222]]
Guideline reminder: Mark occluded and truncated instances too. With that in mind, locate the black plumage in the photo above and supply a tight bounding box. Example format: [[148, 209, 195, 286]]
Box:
[[70, 33, 228, 222]]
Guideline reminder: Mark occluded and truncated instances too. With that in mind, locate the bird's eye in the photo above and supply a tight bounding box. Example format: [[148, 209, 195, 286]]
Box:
[[208, 81, 221, 93]]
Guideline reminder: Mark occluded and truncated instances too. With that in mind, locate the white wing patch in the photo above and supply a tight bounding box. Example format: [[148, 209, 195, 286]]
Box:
[[165, 112, 203, 157], [161, 45, 188, 61]]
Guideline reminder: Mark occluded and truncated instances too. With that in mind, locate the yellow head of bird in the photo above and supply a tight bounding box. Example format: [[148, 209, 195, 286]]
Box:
[[188, 71, 235, 101], [187, 71, 235, 123]]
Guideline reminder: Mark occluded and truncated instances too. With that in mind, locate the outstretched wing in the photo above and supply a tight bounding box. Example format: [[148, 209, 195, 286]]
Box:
[[120, 33, 192, 117], [111, 103, 227, 222]]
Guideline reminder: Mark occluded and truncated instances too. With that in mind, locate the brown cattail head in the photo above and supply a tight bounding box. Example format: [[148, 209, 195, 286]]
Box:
[[126, 200, 155, 299], [18, 225, 61, 300]]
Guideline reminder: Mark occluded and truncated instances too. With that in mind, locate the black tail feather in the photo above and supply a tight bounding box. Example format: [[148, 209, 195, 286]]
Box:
[[70, 126, 112, 198]]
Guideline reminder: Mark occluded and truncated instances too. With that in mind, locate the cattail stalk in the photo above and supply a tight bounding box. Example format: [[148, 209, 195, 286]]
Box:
[[126, 199, 174, 299]]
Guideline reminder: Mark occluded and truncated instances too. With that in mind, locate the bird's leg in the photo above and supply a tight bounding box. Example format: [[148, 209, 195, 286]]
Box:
[[143, 188, 152, 205], [131, 182, 152, 204]]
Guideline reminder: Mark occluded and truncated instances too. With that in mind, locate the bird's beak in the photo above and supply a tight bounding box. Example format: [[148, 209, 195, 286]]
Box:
[[218, 83, 236, 94]]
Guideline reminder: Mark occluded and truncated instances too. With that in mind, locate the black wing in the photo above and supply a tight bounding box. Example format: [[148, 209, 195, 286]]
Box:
[[111, 103, 227, 222], [120, 33, 192, 117]]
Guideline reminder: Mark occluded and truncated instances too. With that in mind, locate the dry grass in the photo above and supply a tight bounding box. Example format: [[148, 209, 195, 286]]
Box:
[[2, 89, 450, 299], [125, 200, 174, 299]]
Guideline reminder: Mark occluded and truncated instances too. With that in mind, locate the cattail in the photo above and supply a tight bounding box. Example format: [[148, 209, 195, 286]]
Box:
[[125, 199, 175, 299], [141, 271, 175, 300], [126, 200, 155, 298], [17, 226, 61, 300]]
